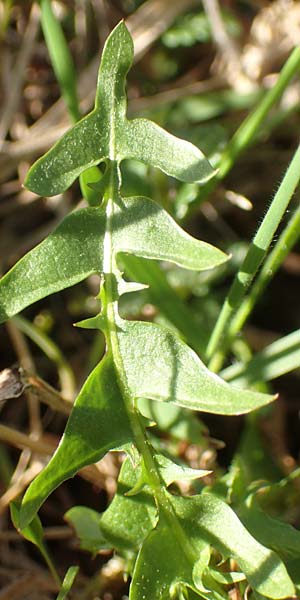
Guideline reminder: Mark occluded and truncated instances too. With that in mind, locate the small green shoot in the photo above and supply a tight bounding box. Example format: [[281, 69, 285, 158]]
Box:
[[56, 566, 79, 600]]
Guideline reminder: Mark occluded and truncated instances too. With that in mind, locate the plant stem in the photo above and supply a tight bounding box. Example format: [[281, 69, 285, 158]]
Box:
[[101, 164, 163, 490], [207, 143, 300, 372], [101, 161, 197, 567], [193, 46, 300, 210], [216, 47, 300, 179], [13, 315, 76, 400], [226, 203, 300, 346]]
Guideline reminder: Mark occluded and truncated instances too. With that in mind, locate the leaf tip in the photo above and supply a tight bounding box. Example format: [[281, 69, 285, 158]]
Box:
[[105, 19, 133, 52], [196, 166, 218, 184], [75, 314, 105, 330], [23, 166, 44, 197]]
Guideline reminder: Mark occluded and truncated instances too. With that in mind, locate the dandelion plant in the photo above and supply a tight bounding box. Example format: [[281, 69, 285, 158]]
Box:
[[0, 22, 295, 599]]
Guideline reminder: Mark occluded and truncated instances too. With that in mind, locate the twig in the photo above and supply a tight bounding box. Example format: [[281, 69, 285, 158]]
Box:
[[129, 76, 223, 113], [0, 366, 72, 414], [5, 320, 42, 440], [26, 373, 72, 414], [10, 448, 32, 486], [90, 0, 110, 47], [126, 0, 198, 60], [0, 424, 54, 455], [0, 462, 43, 513], [0, 3, 40, 145], [0, 421, 119, 509], [202, 0, 253, 91], [13, 316, 76, 401], [202, 0, 240, 66], [5, 321, 35, 374]]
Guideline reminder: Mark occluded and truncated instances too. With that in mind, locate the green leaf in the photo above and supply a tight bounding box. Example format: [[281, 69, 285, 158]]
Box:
[[24, 109, 108, 197], [154, 453, 211, 486], [207, 142, 300, 370], [19, 355, 133, 528], [65, 506, 109, 554], [98, 457, 157, 552], [172, 493, 295, 598], [25, 22, 214, 197], [0, 208, 104, 324], [130, 515, 197, 600], [67, 458, 157, 559], [122, 254, 208, 355], [0, 197, 226, 324], [210, 569, 246, 584], [137, 398, 207, 444], [79, 166, 104, 206], [116, 318, 275, 415], [10, 502, 60, 585], [162, 11, 212, 47], [239, 499, 300, 560], [125, 453, 211, 497], [114, 197, 227, 270], [162, 10, 240, 49], [187, 588, 224, 600], [23, 20, 130, 196], [56, 566, 79, 600], [131, 489, 294, 599], [236, 423, 282, 485], [119, 118, 216, 184], [130, 511, 224, 599], [284, 557, 300, 591]]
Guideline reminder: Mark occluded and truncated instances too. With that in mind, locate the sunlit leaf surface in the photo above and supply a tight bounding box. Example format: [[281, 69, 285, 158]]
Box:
[[20, 355, 133, 528]]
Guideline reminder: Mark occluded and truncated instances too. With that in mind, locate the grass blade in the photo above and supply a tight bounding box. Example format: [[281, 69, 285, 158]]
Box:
[[40, 0, 80, 122], [221, 329, 300, 386], [56, 566, 79, 600], [227, 203, 300, 344], [193, 47, 300, 210], [217, 47, 300, 179], [207, 143, 300, 371]]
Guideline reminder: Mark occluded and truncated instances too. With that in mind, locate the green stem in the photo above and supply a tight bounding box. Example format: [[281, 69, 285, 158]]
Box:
[[227, 203, 300, 346], [101, 162, 163, 492], [42, 549, 61, 587], [207, 143, 300, 372], [193, 46, 300, 210], [217, 47, 300, 179], [101, 161, 197, 567]]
